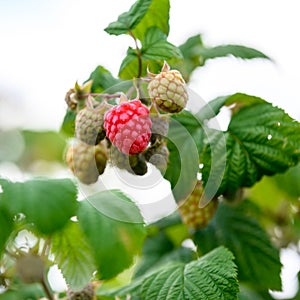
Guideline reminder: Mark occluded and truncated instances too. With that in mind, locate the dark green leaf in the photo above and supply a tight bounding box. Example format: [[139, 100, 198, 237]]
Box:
[[102, 247, 238, 300], [85, 65, 121, 93], [142, 27, 182, 61], [78, 190, 146, 279], [0, 178, 78, 234], [132, 0, 170, 41], [201, 97, 300, 195], [51, 221, 96, 291], [194, 203, 282, 290], [0, 206, 13, 257], [104, 0, 152, 35], [60, 109, 76, 137], [164, 111, 203, 202], [134, 231, 195, 278]]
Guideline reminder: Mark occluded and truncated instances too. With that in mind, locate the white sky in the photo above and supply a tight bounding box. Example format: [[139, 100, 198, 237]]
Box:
[[1, 1, 300, 297], [0, 0, 300, 130]]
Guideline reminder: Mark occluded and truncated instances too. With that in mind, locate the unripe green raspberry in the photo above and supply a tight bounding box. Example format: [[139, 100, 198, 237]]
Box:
[[144, 142, 169, 173], [67, 283, 94, 300], [150, 114, 169, 143], [66, 141, 107, 184], [148, 62, 188, 113], [75, 105, 106, 145], [15, 254, 45, 284], [178, 181, 218, 230], [109, 146, 147, 176]]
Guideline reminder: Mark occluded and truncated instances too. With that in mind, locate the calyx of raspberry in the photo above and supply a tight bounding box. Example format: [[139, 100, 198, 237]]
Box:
[[104, 95, 152, 155], [147, 61, 188, 113]]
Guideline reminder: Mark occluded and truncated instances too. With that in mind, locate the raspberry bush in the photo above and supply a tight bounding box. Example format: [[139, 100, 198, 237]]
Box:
[[1, 1, 300, 299]]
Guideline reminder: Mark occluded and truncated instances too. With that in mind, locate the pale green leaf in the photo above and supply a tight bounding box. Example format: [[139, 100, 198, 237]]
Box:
[[101, 247, 238, 300], [51, 221, 96, 291], [0, 178, 78, 234], [78, 190, 146, 279], [104, 0, 152, 35], [132, 0, 170, 41], [194, 203, 282, 290]]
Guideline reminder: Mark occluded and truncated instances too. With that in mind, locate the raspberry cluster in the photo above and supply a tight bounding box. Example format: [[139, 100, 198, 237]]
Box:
[[64, 62, 188, 182]]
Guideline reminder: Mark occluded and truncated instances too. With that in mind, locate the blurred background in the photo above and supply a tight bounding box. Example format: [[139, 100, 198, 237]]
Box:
[[1, 0, 300, 298]]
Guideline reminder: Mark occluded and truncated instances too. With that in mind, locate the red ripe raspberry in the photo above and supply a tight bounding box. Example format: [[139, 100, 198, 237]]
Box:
[[104, 100, 152, 155]]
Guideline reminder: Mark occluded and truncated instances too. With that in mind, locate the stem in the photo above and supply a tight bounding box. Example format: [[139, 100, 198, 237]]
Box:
[[129, 31, 143, 78], [41, 276, 54, 300]]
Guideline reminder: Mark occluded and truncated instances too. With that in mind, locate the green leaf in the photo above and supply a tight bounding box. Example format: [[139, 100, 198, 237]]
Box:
[[0, 283, 45, 300], [0, 207, 13, 258], [142, 27, 182, 61], [273, 162, 300, 198], [194, 203, 282, 290], [51, 221, 96, 291], [102, 247, 239, 300], [196, 93, 265, 122], [176, 34, 204, 81], [85, 65, 121, 93], [104, 0, 152, 35], [201, 96, 300, 195], [119, 47, 141, 79], [238, 285, 273, 300], [199, 44, 270, 61], [133, 231, 195, 278], [175, 34, 270, 82], [0, 178, 78, 234], [60, 109, 76, 137], [19, 130, 67, 166], [119, 27, 181, 79], [78, 190, 146, 279], [132, 0, 170, 41], [164, 110, 203, 202]]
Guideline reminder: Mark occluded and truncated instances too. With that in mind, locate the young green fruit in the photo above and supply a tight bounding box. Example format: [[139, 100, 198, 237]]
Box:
[[148, 61, 188, 113], [178, 181, 218, 230], [75, 105, 106, 145], [66, 141, 107, 184]]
